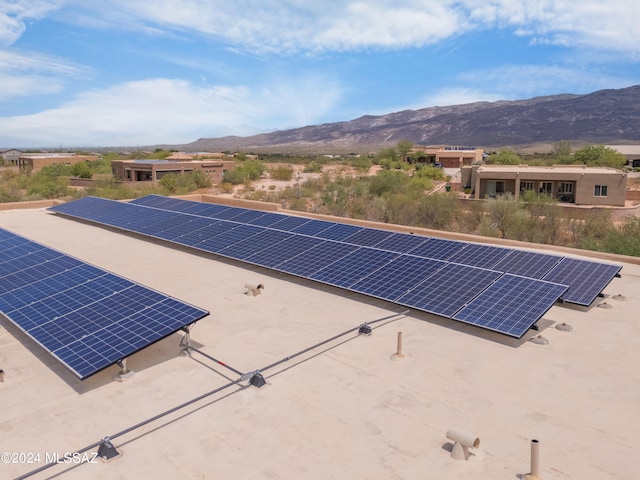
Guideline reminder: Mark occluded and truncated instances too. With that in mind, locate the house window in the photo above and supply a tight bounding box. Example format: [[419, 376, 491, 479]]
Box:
[[559, 182, 574, 194], [594, 185, 608, 197], [539, 182, 553, 194], [520, 181, 534, 192]]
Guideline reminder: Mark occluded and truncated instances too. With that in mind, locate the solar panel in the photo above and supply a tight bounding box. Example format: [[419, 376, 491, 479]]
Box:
[[245, 212, 287, 227], [349, 255, 447, 302], [245, 234, 325, 269], [492, 250, 562, 279], [373, 232, 428, 253], [407, 237, 467, 260], [0, 228, 209, 380], [274, 241, 358, 277], [268, 215, 313, 232], [219, 229, 293, 261], [197, 224, 264, 254], [453, 274, 568, 338], [447, 243, 512, 269], [48, 196, 623, 338], [312, 223, 363, 241], [342, 228, 395, 247], [290, 219, 336, 236], [310, 248, 400, 288], [542, 258, 622, 306], [396, 264, 503, 317]]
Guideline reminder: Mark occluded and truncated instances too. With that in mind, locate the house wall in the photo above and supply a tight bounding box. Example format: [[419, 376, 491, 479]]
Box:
[[1, 149, 22, 164], [472, 166, 627, 206], [18, 155, 98, 173], [112, 160, 235, 184]]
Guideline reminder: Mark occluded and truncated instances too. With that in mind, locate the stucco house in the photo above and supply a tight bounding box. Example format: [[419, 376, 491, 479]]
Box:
[[462, 164, 627, 206]]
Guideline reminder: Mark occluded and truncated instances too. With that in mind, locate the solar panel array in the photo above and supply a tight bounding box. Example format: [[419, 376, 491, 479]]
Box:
[[0, 227, 209, 379], [48, 195, 620, 338]]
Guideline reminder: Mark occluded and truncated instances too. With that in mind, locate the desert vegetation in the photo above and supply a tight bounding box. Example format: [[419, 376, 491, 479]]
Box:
[[1, 143, 638, 256]]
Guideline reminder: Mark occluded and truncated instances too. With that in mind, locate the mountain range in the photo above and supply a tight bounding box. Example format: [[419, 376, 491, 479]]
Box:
[[174, 85, 640, 153]]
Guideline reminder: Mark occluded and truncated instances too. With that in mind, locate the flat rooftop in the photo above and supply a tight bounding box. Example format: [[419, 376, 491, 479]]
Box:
[[1, 205, 638, 479]]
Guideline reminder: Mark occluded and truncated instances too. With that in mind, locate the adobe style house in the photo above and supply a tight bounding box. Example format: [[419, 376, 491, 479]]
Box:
[[18, 153, 98, 173], [111, 159, 235, 184], [462, 164, 627, 206], [409, 145, 484, 167], [1, 149, 22, 165]]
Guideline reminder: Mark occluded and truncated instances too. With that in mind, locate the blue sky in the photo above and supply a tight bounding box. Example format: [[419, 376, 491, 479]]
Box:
[[1, 1, 639, 148]]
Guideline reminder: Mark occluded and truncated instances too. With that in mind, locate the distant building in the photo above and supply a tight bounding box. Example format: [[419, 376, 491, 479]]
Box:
[[1, 149, 23, 165], [18, 153, 98, 173], [409, 146, 484, 168], [462, 164, 627, 206], [111, 159, 235, 183], [607, 145, 640, 168]]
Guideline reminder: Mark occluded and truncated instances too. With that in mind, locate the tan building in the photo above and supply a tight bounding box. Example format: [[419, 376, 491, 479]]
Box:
[[0, 148, 22, 165], [410, 145, 485, 168], [111, 159, 235, 183], [462, 164, 627, 206], [17, 153, 98, 173], [607, 145, 640, 168]]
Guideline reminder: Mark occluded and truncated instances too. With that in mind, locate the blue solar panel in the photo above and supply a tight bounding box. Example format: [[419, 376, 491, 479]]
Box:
[[48, 196, 623, 338], [396, 264, 502, 317], [342, 228, 395, 247], [373, 232, 428, 253], [492, 250, 562, 279], [246, 212, 289, 227], [290, 219, 335, 236], [0, 227, 209, 379], [245, 235, 325, 269], [153, 216, 219, 242], [407, 237, 466, 260], [310, 248, 400, 288], [274, 241, 358, 277], [313, 223, 363, 241], [453, 274, 568, 338], [226, 209, 271, 224], [208, 206, 249, 220], [543, 258, 622, 306], [350, 255, 447, 302], [269, 215, 313, 232], [220, 229, 292, 261], [197, 224, 264, 254], [448, 243, 512, 269]]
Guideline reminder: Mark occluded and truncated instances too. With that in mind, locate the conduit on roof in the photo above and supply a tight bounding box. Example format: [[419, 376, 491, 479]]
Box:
[[15, 310, 408, 480]]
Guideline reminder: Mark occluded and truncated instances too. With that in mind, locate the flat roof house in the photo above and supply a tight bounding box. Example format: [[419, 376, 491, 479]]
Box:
[[0, 149, 22, 165], [463, 164, 627, 206], [111, 159, 235, 184], [410, 146, 485, 168], [17, 153, 98, 173]]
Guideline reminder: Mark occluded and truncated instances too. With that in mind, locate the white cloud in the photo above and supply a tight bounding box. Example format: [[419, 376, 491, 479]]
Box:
[[58, 1, 640, 56], [414, 64, 637, 110], [0, 48, 89, 100], [0, 0, 61, 46], [462, 0, 640, 55], [0, 76, 343, 147]]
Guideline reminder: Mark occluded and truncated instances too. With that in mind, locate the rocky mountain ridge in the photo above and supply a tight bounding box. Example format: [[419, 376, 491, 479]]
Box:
[[173, 85, 640, 152]]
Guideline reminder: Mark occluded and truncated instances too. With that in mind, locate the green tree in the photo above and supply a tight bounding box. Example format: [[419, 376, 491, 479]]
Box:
[[376, 147, 399, 165], [487, 149, 522, 165], [487, 192, 521, 238], [70, 162, 92, 179], [396, 140, 414, 163], [269, 165, 295, 181], [573, 145, 626, 168]]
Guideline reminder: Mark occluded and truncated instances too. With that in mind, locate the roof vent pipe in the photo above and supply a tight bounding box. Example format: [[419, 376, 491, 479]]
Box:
[[446, 427, 480, 460], [244, 282, 264, 297], [524, 438, 542, 480]]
